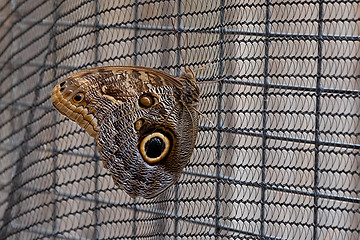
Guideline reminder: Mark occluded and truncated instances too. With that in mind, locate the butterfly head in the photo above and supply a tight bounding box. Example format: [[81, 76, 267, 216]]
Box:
[[178, 68, 200, 108]]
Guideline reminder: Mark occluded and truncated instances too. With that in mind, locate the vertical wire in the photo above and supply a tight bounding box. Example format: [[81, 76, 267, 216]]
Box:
[[133, 0, 139, 67], [313, 1, 324, 239], [93, 0, 100, 239], [51, 0, 59, 238], [176, 5, 182, 76], [260, 0, 271, 237], [215, 0, 225, 238], [131, 0, 140, 238], [173, 0, 182, 238]]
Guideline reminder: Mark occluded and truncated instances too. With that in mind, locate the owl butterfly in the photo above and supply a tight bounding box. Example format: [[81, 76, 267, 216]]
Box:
[[51, 42, 200, 198]]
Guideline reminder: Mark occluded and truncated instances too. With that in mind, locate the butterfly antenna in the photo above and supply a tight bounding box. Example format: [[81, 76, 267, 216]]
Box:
[[171, 18, 187, 72], [194, 108, 216, 127], [193, 59, 213, 73]]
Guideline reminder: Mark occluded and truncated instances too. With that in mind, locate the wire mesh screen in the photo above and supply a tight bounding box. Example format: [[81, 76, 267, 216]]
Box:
[[0, 0, 359, 239]]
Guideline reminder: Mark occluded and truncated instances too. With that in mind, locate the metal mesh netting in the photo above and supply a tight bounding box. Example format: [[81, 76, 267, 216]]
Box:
[[0, 0, 359, 239]]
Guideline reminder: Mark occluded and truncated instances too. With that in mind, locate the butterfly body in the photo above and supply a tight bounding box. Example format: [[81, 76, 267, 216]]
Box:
[[51, 66, 199, 198]]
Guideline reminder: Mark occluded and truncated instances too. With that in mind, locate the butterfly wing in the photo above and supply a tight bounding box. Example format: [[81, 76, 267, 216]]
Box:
[[51, 66, 199, 198]]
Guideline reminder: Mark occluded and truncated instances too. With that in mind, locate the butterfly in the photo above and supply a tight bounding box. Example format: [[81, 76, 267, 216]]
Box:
[[51, 65, 200, 198]]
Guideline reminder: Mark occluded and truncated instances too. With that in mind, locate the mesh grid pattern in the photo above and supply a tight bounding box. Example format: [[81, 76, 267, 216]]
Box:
[[0, 0, 359, 239]]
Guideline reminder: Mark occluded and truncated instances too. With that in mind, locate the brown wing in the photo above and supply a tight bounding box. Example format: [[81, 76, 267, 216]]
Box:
[[67, 66, 183, 101], [51, 65, 200, 198]]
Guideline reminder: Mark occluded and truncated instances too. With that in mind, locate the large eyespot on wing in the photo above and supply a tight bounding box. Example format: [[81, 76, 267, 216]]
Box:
[[139, 132, 170, 164]]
